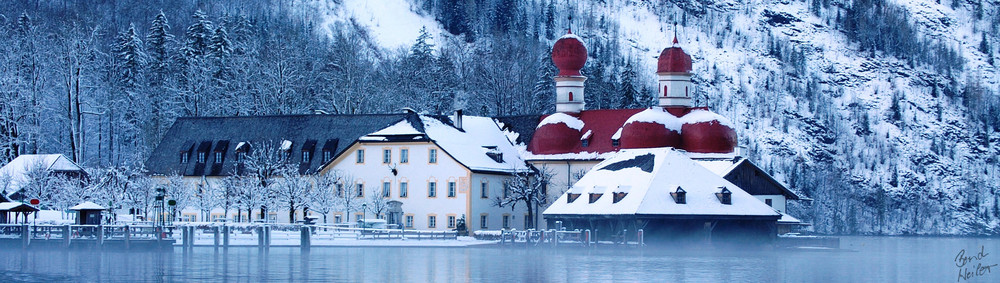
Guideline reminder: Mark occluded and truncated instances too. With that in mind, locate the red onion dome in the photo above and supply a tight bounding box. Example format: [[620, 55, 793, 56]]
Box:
[[619, 108, 683, 149], [552, 30, 588, 76], [529, 113, 584, 154], [679, 110, 737, 153], [657, 36, 692, 73]]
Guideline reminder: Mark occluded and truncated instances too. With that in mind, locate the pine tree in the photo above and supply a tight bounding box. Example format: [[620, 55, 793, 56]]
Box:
[[114, 23, 147, 89], [980, 33, 994, 65], [619, 60, 640, 108], [410, 27, 435, 63], [183, 10, 214, 59], [210, 26, 232, 60], [147, 11, 174, 86], [544, 0, 556, 40]]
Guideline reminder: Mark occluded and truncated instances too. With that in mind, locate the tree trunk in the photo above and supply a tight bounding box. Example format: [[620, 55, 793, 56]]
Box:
[[526, 201, 534, 229]]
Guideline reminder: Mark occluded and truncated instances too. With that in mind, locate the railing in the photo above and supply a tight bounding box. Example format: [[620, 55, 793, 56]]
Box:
[[495, 228, 640, 247], [0, 224, 175, 248]]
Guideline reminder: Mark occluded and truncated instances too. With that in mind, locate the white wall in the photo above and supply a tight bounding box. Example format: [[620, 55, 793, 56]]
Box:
[[754, 195, 786, 214]]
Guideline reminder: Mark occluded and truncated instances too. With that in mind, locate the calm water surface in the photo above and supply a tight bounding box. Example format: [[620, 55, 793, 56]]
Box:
[[0, 236, 997, 282]]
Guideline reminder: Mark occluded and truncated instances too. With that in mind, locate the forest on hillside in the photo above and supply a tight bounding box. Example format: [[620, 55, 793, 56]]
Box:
[[1, 0, 999, 235]]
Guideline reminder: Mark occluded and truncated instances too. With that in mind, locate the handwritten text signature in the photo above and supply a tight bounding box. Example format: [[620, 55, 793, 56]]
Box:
[[956, 246, 998, 282]]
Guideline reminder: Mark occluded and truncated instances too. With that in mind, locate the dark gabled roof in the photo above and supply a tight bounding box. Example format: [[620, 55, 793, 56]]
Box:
[[722, 158, 801, 200], [494, 115, 543, 145], [146, 113, 409, 176]]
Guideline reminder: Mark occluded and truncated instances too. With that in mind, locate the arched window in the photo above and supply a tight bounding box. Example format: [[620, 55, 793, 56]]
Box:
[[663, 86, 668, 97], [568, 92, 574, 101]]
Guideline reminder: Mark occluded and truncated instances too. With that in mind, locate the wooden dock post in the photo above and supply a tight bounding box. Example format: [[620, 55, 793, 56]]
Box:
[[97, 224, 104, 247], [264, 226, 271, 249], [124, 225, 131, 249], [21, 224, 30, 249], [584, 229, 590, 247], [300, 226, 311, 251], [222, 225, 230, 248], [257, 226, 265, 248], [181, 226, 190, 248], [63, 225, 72, 247], [213, 226, 220, 247], [638, 229, 644, 247]]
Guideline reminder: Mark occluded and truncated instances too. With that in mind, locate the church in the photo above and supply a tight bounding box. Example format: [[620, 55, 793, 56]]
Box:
[[518, 31, 803, 243]]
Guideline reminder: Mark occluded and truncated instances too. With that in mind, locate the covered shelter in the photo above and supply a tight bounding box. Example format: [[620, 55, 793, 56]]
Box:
[[70, 201, 106, 225], [0, 202, 40, 224]]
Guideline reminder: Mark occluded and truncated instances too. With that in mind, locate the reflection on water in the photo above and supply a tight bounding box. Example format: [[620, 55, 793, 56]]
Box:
[[0, 236, 997, 282]]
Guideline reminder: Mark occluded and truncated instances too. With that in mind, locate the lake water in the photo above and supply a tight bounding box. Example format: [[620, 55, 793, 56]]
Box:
[[0, 236, 998, 282]]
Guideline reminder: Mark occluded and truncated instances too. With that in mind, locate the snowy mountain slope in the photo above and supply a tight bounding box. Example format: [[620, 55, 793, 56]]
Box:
[[296, 0, 444, 49], [293, 0, 999, 235]]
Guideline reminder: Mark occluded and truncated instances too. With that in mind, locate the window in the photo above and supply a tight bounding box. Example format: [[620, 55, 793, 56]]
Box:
[[383, 149, 391, 164], [382, 182, 391, 197], [613, 192, 627, 203], [447, 215, 456, 228], [399, 182, 408, 198], [236, 152, 245, 163], [215, 152, 222, 162], [336, 183, 344, 197], [356, 149, 365, 163], [405, 215, 414, 228], [502, 215, 510, 229], [323, 150, 332, 162], [428, 216, 437, 228], [503, 184, 510, 199], [448, 182, 457, 198], [480, 214, 488, 229], [481, 182, 489, 199], [334, 215, 342, 223], [356, 183, 364, 197], [589, 193, 603, 203], [181, 152, 189, 163], [612, 139, 620, 147], [765, 198, 772, 207], [671, 187, 687, 204], [429, 149, 437, 163], [581, 139, 589, 147], [716, 187, 732, 205], [428, 182, 437, 197], [197, 152, 206, 163], [355, 213, 364, 222], [400, 149, 409, 163], [302, 151, 311, 163]]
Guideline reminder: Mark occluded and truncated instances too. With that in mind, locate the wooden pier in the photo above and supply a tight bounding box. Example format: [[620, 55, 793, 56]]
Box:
[[0, 224, 175, 249]]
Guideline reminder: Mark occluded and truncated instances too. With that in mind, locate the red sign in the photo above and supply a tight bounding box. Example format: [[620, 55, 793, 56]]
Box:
[[29, 199, 40, 205]]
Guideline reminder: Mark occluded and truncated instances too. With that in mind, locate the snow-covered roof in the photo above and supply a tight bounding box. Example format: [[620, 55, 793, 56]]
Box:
[[362, 114, 530, 173], [544, 148, 780, 218], [537, 112, 584, 131], [778, 213, 801, 224], [70, 201, 106, 210], [0, 154, 84, 196], [693, 158, 744, 176], [623, 107, 682, 132], [0, 201, 38, 211]]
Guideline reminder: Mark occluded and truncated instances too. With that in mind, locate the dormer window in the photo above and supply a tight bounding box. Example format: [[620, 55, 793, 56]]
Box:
[[197, 152, 206, 163], [212, 140, 229, 164], [611, 139, 620, 147], [671, 187, 686, 204], [483, 146, 503, 163], [321, 139, 338, 162], [214, 152, 222, 162], [301, 140, 317, 164], [612, 185, 629, 203], [589, 193, 603, 203], [613, 192, 626, 203], [235, 142, 249, 163], [567, 193, 581, 203], [323, 151, 332, 162], [716, 187, 732, 205], [181, 152, 189, 163], [581, 130, 592, 147]]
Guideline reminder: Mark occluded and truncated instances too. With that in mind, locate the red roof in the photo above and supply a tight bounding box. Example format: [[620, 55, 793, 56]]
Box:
[[552, 32, 588, 76], [657, 47, 692, 73], [528, 109, 643, 156]]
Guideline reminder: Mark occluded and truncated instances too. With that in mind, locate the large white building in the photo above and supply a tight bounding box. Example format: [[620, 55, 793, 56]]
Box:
[[146, 112, 533, 233]]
